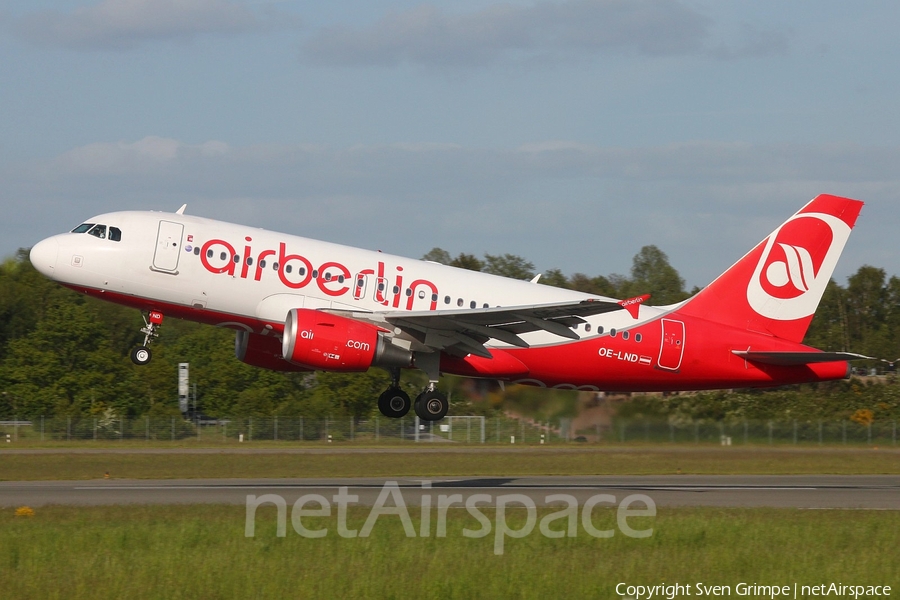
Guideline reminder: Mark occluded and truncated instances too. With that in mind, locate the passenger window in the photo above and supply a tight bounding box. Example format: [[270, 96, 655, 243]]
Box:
[[635, 333, 642, 343], [457, 298, 464, 307], [220, 252, 227, 261], [585, 324, 592, 332], [71, 223, 94, 234], [622, 331, 630, 340], [610, 328, 617, 337], [109, 227, 122, 242], [470, 301, 476, 309], [193, 247, 200, 255], [444, 296, 451, 305], [597, 326, 604, 335], [207, 249, 214, 258], [259, 260, 266, 269], [87, 224, 106, 239]]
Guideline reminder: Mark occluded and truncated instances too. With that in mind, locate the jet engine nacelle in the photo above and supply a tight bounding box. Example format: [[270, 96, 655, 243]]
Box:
[[235, 330, 311, 372], [282, 308, 412, 372]]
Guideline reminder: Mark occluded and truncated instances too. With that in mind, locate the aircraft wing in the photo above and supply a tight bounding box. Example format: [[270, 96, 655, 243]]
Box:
[[329, 298, 628, 359], [732, 351, 873, 366]]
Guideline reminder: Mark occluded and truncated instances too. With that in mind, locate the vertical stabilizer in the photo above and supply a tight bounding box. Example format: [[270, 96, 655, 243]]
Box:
[[678, 194, 863, 343]]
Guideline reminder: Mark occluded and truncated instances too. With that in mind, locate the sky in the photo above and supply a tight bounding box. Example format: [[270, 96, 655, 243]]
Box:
[[2, 0, 899, 289]]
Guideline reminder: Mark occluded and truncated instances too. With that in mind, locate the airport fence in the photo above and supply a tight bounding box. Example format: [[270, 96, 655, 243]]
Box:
[[0, 416, 897, 446]]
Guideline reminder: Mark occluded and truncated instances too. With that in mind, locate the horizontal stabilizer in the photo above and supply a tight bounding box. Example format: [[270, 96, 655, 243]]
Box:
[[732, 350, 872, 366]]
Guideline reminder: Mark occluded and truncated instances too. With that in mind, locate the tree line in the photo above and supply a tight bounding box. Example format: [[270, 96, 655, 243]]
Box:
[[1, 245, 898, 420]]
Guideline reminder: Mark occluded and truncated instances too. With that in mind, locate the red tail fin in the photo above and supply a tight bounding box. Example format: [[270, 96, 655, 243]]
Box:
[[678, 194, 863, 343]]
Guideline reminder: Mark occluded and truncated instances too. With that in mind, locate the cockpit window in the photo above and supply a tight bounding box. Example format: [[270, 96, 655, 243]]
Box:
[[71, 222, 121, 241]]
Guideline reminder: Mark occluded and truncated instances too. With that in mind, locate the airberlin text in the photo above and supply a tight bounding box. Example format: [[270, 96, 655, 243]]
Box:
[[244, 481, 656, 555], [199, 237, 439, 310]]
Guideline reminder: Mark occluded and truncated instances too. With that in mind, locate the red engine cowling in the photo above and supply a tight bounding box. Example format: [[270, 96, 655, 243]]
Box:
[[282, 308, 411, 372], [235, 330, 311, 372]]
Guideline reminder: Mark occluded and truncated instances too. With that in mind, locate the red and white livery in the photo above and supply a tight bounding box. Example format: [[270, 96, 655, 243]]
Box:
[[29, 194, 869, 421]]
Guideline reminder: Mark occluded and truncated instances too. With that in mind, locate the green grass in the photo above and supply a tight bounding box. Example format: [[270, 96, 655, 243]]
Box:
[[2, 446, 900, 480], [1, 504, 897, 599]]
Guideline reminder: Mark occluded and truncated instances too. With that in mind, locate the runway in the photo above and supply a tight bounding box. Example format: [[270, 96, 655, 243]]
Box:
[[2, 475, 899, 509]]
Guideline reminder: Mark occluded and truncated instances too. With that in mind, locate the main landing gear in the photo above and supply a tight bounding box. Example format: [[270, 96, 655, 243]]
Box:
[[414, 384, 449, 422], [131, 310, 164, 366], [377, 365, 449, 422]]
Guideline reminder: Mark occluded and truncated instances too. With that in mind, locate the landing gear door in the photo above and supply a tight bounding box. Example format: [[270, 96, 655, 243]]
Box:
[[153, 220, 184, 273], [658, 318, 685, 371]]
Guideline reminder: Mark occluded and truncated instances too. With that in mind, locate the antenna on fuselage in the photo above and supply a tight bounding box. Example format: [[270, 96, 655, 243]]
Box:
[[176, 204, 187, 215]]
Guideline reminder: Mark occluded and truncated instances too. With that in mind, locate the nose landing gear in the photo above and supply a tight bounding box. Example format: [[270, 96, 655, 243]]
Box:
[[131, 310, 164, 366]]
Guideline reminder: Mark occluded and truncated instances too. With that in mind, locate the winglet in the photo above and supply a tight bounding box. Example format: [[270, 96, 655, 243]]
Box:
[[530, 273, 542, 284], [618, 294, 650, 319], [176, 204, 187, 215]]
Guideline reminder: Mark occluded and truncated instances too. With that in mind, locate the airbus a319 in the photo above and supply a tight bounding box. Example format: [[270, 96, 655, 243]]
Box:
[[29, 194, 869, 421]]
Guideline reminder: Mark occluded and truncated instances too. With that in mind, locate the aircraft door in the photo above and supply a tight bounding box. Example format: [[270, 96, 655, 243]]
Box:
[[153, 220, 184, 273], [658, 318, 685, 371]]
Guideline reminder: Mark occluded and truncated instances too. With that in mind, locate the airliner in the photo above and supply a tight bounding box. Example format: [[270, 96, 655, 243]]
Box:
[[29, 194, 869, 421]]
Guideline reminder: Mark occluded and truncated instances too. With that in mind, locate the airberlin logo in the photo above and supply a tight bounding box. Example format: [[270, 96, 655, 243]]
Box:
[[198, 236, 440, 311], [747, 213, 850, 321], [763, 242, 820, 299]]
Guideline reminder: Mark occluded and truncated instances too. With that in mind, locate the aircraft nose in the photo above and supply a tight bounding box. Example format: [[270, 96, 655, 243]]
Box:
[[30, 237, 59, 278]]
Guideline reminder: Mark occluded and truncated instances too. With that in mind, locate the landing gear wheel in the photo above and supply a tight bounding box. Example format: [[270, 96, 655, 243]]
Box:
[[131, 346, 152, 366], [131, 311, 163, 366], [378, 387, 411, 418], [414, 390, 448, 421]]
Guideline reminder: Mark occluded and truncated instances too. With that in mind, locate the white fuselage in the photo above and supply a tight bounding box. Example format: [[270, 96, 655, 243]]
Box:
[[30, 210, 663, 350]]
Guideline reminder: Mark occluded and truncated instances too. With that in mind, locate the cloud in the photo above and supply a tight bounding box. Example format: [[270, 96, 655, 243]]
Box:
[[5, 137, 899, 285], [57, 136, 230, 173], [302, 0, 711, 67], [14, 0, 285, 50], [45, 136, 900, 188]]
